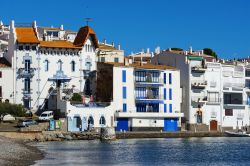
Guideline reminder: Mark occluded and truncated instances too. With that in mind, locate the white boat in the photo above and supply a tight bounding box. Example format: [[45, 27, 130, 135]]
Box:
[[225, 131, 250, 137]]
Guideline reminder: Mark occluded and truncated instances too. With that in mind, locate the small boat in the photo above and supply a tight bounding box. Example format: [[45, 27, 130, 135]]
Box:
[[225, 131, 250, 137]]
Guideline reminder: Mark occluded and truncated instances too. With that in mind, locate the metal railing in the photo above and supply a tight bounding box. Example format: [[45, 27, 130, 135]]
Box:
[[17, 68, 35, 78], [135, 94, 164, 100], [135, 77, 164, 84]]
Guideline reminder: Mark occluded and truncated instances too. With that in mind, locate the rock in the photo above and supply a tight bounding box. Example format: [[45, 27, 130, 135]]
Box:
[[100, 127, 116, 141], [57, 133, 65, 139], [64, 135, 73, 140]]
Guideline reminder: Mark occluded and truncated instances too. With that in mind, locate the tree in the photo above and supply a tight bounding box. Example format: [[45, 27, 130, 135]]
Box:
[[71, 93, 82, 102], [203, 48, 218, 59]]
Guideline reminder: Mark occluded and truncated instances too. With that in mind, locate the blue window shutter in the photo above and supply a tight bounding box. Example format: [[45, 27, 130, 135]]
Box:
[[169, 88, 172, 100], [164, 88, 167, 100], [123, 104, 127, 112], [123, 87, 127, 99], [164, 73, 166, 84], [122, 70, 126, 82], [169, 73, 172, 84], [169, 104, 172, 113], [164, 104, 167, 113]]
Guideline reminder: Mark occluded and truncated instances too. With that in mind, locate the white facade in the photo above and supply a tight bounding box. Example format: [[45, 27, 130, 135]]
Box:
[[4, 20, 99, 111], [152, 49, 250, 131]]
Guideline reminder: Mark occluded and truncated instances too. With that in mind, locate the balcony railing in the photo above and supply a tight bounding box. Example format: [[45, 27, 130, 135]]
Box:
[[191, 80, 207, 88], [135, 77, 164, 84], [191, 66, 206, 73], [191, 96, 207, 103], [223, 82, 244, 88], [135, 94, 164, 100], [17, 68, 35, 78]]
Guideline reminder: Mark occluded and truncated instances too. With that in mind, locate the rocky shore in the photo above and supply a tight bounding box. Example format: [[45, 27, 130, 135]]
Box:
[[0, 136, 43, 166]]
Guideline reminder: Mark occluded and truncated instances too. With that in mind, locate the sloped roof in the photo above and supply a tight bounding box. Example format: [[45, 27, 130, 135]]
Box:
[[99, 44, 117, 50], [16, 27, 40, 44], [40, 40, 81, 49], [73, 26, 99, 48], [0, 57, 11, 68]]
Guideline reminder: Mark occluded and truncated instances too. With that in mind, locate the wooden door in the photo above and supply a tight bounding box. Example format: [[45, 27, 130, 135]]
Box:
[[210, 120, 217, 131]]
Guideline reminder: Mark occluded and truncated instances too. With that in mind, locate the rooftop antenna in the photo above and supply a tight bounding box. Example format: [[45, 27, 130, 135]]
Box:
[[84, 18, 92, 26]]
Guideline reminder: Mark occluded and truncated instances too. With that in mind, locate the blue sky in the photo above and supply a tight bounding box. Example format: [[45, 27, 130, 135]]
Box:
[[1, 0, 250, 59]]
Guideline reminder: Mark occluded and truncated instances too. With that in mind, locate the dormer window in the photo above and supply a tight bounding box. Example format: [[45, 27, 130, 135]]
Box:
[[19, 45, 23, 50], [47, 31, 59, 37], [25, 45, 30, 51]]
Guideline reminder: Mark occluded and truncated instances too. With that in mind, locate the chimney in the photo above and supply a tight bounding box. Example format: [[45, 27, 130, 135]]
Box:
[[104, 38, 106, 45], [169, 48, 172, 51], [112, 41, 114, 47], [0, 21, 3, 26], [189, 46, 192, 54], [10, 20, 15, 33], [60, 24, 64, 30], [201, 49, 204, 55], [147, 48, 150, 54], [151, 52, 154, 58], [32, 20, 37, 29], [155, 46, 160, 54], [118, 43, 121, 50]]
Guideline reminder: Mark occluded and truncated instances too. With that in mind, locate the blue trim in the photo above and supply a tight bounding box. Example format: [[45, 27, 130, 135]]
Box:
[[116, 118, 129, 131], [136, 100, 164, 104], [169, 73, 172, 84], [164, 104, 167, 113], [169, 104, 173, 113], [164, 88, 167, 100], [123, 103, 127, 112], [169, 88, 172, 100], [122, 70, 126, 83], [123, 86, 127, 99], [164, 73, 166, 84], [164, 118, 178, 131]]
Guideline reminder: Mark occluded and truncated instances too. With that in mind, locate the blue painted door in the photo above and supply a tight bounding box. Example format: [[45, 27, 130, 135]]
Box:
[[116, 118, 129, 131], [164, 118, 178, 132]]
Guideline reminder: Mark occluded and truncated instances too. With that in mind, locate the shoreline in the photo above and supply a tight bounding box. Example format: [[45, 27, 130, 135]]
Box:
[[0, 136, 44, 166]]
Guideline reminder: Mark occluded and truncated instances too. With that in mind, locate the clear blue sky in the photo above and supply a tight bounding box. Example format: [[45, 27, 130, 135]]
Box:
[[1, 0, 250, 59]]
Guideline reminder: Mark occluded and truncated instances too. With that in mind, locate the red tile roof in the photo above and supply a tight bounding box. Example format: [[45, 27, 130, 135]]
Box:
[[16, 27, 39, 44], [74, 26, 99, 48], [40, 40, 81, 49]]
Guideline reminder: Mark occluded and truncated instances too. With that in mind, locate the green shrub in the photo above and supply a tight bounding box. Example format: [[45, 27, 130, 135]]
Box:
[[0, 102, 26, 117], [71, 93, 82, 102]]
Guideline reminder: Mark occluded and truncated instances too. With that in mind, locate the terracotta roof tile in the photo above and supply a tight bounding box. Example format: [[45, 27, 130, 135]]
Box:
[[99, 44, 117, 50], [16, 27, 39, 44], [102, 62, 177, 70], [0, 57, 11, 68], [74, 26, 99, 48], [40, 40, 81, 49]]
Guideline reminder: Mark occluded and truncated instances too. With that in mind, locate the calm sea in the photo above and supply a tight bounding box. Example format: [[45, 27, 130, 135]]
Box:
[[33, 137, 250, 166]]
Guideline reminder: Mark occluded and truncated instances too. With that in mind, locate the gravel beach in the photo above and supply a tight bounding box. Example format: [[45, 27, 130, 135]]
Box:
[[0, 136, 43, 166]]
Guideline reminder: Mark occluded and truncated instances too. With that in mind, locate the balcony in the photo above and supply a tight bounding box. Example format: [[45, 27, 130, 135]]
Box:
[[17, 68, 35, 78], [135, 93, 164, 100], [191, 80, 207, 89], [191, 66, 206, 73], [191, 96, 207, 103], [135, 76, 164, 86], [207, 98, 221, 105]]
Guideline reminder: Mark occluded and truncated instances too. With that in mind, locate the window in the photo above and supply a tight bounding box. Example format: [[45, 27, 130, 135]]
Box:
[[99, 116, 106, 125], [32, 46, 36, 50], [123, 87, 127, 99], [75, 117, 81, 128], [122, 70, 126, 83], [164, 104, 167, 113], [164, 73, 166, 84], [0, 86, 2, 98], [169, 73, 172, 84], [58, 60, 63, 71], [86, 62, 91, 71], [123, 104, 127, 112], [208, 92, 219, 103], [114, 57, 119, 63], [169, 88, 172, 100], [169, 104, 173, 113], [164, 88, 167, 100], [88, 116, 94, 125], [19, 45, 23, 50], [225, 109, 233, 116], [0, 71, 2, 78], [24, 78, 31, 93], [24, 60, 31, 72], [25, 45, 30, 51], [44, 60, 49, 71], [224, 93, 242, 105], [101, 57, 105, 62], [71, 61, 76, 72]]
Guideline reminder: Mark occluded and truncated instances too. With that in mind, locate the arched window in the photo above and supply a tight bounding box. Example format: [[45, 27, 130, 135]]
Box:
[[44, 60, 49, 71], [88, 116, 94, 125], [71, 61, 76, 72], [99, 116, 106, 126], [58, 60, 63, 71]]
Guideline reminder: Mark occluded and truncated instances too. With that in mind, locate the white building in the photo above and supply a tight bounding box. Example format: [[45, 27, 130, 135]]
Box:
[[97, 39, 124, 63], [4, 20, 99, 112], [152, 48, 250, 131], [64, 61, 183, 132]]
